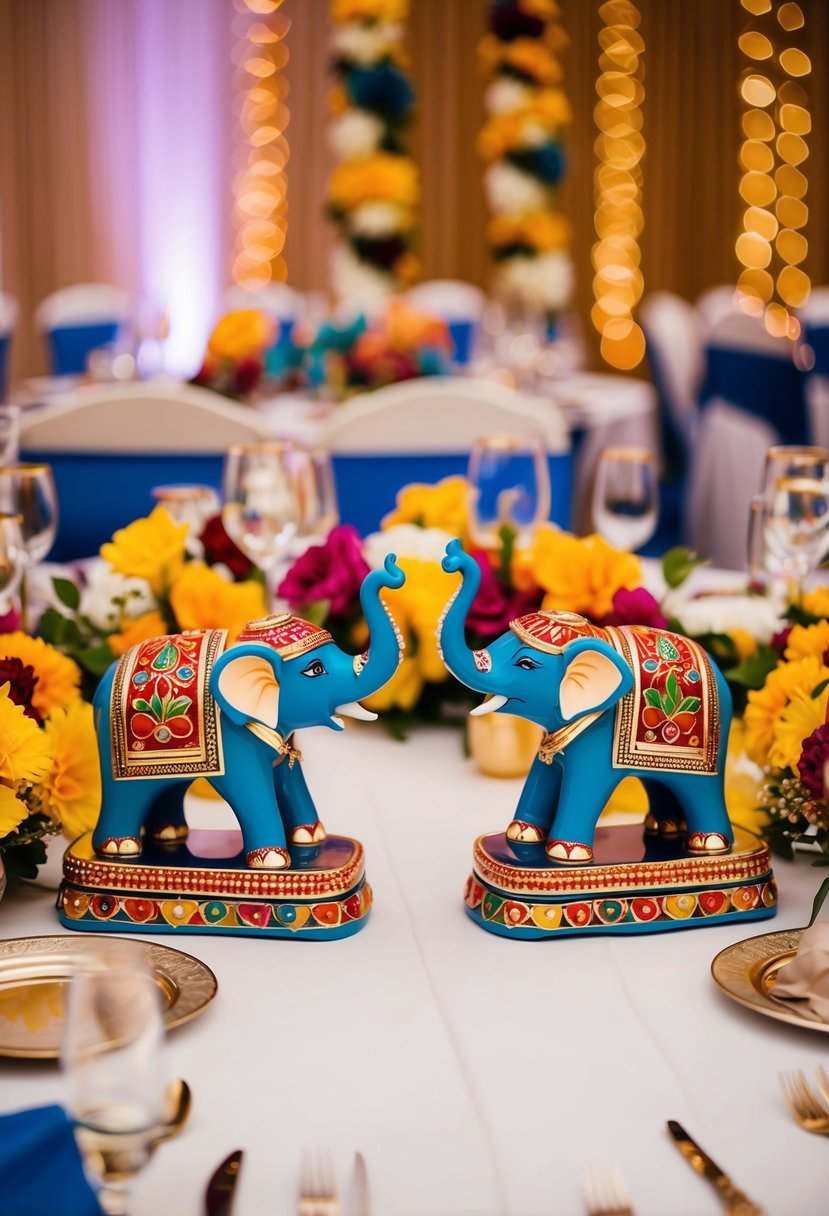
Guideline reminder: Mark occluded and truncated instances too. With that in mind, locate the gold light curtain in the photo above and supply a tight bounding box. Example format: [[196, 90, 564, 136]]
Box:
[[1, 0, 827, 376]]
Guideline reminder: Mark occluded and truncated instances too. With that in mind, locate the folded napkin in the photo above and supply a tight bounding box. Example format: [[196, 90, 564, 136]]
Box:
[[0, 1104, 102, 1216], [772, 921, 829, 1021]]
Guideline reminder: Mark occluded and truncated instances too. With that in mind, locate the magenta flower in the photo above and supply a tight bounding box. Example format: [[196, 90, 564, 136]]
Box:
[[466, 551, 542, 639], [278, 525, 369, 620], [0, 603, 21, 633], [599, 587, 668, 629], [798, 723, 829, 799]]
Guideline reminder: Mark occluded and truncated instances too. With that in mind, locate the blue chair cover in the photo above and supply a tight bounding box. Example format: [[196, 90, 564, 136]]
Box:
[[803, 322, 829, 377], [700, 344, 807, 444], [46, 322, 120, 376], [447, 320, 475, 366], [0, 333, 10, 401], [0, 1104, 102, 1216], [20, 450, 225, 561], [332, 452, 572, 536]]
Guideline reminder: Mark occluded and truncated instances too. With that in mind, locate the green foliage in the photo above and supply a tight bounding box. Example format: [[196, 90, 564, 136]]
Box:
[[809, 876, 829, 925], [661, 546, 708, 589]]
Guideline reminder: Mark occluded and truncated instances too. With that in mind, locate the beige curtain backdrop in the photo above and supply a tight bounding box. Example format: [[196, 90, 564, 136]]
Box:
[[1, 0, 827, 376]]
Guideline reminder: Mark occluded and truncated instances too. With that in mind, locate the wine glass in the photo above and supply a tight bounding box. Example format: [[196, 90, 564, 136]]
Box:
[[297, 449, 339, 540], [222, 442, 302, 605], [746, 493, 768, 586], [761, 446, 829, 577], [0, 406, 21, 464], [592, 447, 658, 552], [0, 462, 59, 630], [0, 513, 25, 611], [61, 957, 167, 1216], [151, 484, 221, 535], [468, 433, 551, 550], [764, 473, 829, 601]]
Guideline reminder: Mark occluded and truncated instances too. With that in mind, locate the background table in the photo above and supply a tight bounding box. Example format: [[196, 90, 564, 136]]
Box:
[[0, 724, 824, 1216]]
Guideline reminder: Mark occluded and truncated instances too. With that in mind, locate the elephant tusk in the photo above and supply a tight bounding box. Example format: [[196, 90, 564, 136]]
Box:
[[335, 701, 379, 722], [469, 694, 508, 717]]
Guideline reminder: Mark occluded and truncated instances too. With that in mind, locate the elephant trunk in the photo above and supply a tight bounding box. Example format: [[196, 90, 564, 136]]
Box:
[[437, 541, 492, 692], [354, 554, 406, 697]]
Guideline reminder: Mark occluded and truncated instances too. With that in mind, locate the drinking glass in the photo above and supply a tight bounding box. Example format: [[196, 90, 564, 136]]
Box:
[[61, 958, 167, 1216], [0, 463, 59, 629], [746, 493, 768, 586], [592, 447, 658, 552], [468, 434, 550, 550], [151, 484, 221, 537], [298, 449, 339, 540], [222, 442, 302, 605], [0, 405, 21, 464], [764, 474, 829, 601], [761, 446, 829, 576]]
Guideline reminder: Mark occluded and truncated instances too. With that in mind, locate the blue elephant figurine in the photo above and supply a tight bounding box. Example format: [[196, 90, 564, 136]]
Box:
[[439, 540, 734, 865], [91, 555, 405, 870]]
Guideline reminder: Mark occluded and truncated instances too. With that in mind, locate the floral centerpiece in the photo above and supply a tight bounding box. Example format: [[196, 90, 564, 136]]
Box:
[[478, 0, 573, 323], [191, 309, 276, 401], [327, 0, 420, 301]]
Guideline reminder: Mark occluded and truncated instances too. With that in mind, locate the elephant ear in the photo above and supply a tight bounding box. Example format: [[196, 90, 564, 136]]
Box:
[[214, 650, 280, 727], [559, 642, 631, 723]]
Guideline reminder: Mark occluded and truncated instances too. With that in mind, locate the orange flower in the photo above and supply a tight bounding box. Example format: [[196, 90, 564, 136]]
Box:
[[382, 476, 472, 547], [502, 38, 562, 85], [169, 563, 267, 642], [208, 310, 274, 362], [109, 611, 169, 659], [488, 212, 570, 252], [384, 299, 450, 353], [512, 527, 641, 618]]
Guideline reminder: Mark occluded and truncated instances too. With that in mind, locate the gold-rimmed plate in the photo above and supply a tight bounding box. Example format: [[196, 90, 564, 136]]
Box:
[[711, 927, 829, 1033], [0, 935, 217, 1059]]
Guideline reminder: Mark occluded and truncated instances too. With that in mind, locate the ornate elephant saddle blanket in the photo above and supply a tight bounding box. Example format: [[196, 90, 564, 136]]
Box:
[[606, 625, 719, 774], [111, 630, 228, 780]]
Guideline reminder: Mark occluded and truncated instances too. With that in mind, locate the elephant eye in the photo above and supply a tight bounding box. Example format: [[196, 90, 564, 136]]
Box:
[[515, 657, 540, 671], [301, 659, 327, 678]]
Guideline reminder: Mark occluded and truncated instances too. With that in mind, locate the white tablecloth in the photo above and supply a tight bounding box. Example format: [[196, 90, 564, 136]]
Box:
[[0, 725, 824, 1216]]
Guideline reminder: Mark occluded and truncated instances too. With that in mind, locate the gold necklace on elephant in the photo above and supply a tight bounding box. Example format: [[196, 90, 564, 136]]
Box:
[[244, 722, 303, 768], [537, 711, 603, 765]]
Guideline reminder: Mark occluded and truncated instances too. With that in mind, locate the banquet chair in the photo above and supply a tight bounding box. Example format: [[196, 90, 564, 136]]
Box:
[[640, 291, 703, 474], [695, 284, 740, 334], [0, 292, 18, 401], [799, 287, 829, 448], [322, 376, 571, 535], [19, 382, 272, 560], [34, 283, 132, 376], [405, 280, 487, 367]]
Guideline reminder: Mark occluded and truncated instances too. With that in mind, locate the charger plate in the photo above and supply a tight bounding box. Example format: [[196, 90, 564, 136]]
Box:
[[0, 934, 217, 1059], [711, 928, 829, 1034]]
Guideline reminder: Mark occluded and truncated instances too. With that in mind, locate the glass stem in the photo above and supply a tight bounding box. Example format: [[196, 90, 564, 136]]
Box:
[[20, 567, 29, 633]]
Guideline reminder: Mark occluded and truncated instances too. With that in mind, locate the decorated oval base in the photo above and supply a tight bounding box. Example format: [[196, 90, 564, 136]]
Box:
[[465, 824, 776, 939], [58, 831, 371, 940]]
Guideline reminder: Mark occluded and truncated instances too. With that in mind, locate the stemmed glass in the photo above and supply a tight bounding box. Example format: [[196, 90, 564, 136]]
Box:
[[761, 445, 829, 580], [592, 447, 659, 552], [0, 463, 59, 629], [151, 484, 221, 543], [222, 442, 303, 607], [468, 434, 551, 550], [61, 958, 167, 1216], [764, 474, 829, 602], [0, 513, 26, 612], [0, 405, 21, 464], [293, 449, 339, 541]]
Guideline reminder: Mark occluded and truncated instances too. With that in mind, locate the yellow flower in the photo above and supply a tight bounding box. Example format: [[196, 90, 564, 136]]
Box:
[[382, 476, 472, 546], [724, 719, 769, 836], [0, 634, 81, 717], [362, 656, 423, 713], [39, 702, 101, 840], [512, 527, 642, 619], [207, 310, 274, 362], [109, 611, 169, 659], [477, 113, 524, 162], [802, 587, 829, 617], [744, 655, 829, 766], [730, 628, 758, 662], [384, 298, 450, 353], [522, 0, 562, 21], [169, 564, 267, 642], [0, 685, 53, 789], [502, 38, 562, 85], [488, 212, 570, 253], [328, 85, 350, 117], [332, 0, 408, 21], [770, 684, 829, 771], [785, 619, 829, 663], [328, 154, 420, 210], [101, 507, 189, 597], [0, 784, 29, 837], [534, 88, 571, 126]]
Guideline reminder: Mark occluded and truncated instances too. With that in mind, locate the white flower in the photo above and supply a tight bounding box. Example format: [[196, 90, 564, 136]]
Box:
[[327, 111, 384, 160], [363, 525, 455, 569], [498, 251, 574, 311], [330, 242, 395, 305], [662, 589, 786, 645], [348, 201, 405, 237], [484, 163, 548, 215], [484, 78, 533, 115], [331, 21, 402, 66], [519, 121, 549, 149], [79, 560, 156, 631]]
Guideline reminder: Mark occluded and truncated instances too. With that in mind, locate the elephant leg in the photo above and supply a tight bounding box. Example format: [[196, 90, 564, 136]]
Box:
[[667, 774, 733, 855], [93, 782, 160, 858], [507, 756, 562, 843], [145, 782, 190, 843], [642, 779, 687, 838], [273, 754, 325, 845], [546, 766, 621, 864], [212, 748, 291, 870]]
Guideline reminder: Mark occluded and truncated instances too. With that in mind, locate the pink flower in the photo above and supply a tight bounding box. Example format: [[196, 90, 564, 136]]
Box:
[[278, 525, 369, 620], [599, 587, 668, 629], [798, 723, 829, 799], [0, 603, 21, 633], [466, 551, 542, 639]]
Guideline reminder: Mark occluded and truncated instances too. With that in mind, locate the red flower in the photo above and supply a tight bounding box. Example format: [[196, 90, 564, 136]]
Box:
[[199, 515, 254, 581], [466, 551, 542, 639], [233, 356, 263, 396], [0, 657, 42, 722], [0, 603, 21, 633], [599, 587, 668, 629], [798, 723, 829, 799], [278, 525, 369, 620]]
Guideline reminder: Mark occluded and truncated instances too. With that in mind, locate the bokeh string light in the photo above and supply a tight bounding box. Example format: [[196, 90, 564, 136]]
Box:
[[591, 0, 645, 371], [737, 0, 810, 338], [231, 0, 290, 289]]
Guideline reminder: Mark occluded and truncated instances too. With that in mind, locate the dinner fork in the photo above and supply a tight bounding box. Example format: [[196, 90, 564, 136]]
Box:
[[780, 1067, 829, 1136], [584, 1162, 635, 1216], [298, 1146, 340, 1216]]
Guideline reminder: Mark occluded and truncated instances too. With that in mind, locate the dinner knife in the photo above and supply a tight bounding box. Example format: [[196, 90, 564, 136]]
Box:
[[350, 1151, 370, 1216], [667, 1121, 765, 1215], [204, 1148, 244, 1216]]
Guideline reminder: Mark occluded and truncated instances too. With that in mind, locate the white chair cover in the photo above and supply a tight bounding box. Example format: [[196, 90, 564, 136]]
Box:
[[222, 283, 304, 322], [33, 283, 132, 331], [695, 285, 740, 335], [405, 280, 487, 321], [799, 287, 829, 447], [640, 292, 703, 451], [0, 292, 19, 336]]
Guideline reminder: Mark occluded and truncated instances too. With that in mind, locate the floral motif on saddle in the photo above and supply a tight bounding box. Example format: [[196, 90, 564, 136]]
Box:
[[111, 630, 228, 780]]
